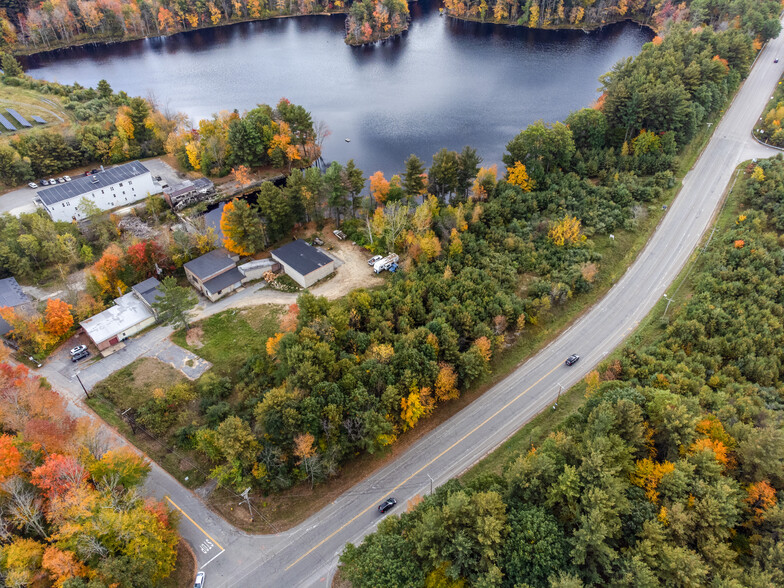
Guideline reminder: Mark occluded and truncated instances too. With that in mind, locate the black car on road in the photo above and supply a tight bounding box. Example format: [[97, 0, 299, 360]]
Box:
[[565, 354, 580, 366], [378, 497, 397, 513]]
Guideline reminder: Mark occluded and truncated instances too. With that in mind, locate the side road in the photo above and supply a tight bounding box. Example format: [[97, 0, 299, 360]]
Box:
[[31, 27, 784, 587]]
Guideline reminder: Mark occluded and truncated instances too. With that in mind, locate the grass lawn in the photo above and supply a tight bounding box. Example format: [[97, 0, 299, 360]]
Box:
[[172, 305, 282, 375], [461, 162, 749, 484]]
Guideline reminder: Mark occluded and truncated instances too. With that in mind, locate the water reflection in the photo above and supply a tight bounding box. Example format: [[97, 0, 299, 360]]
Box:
[[23, 1, 651, 174]]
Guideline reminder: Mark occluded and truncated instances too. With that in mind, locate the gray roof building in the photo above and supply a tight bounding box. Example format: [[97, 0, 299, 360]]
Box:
[[0, 277, 32, 337], [37, 161, 151, 206], [131, 277, 163, 309], [271, 240, 333, 276], [203, 267, 244, 296], [0, 277, 30, 308], [183, 249, 236, 281]]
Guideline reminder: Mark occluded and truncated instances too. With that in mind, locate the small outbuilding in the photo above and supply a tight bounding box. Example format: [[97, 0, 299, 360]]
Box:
[[271, 240, 335, 288], [80, 292, 156, 351], [132, 277, 163, 314], [183, 249, 243, 302]]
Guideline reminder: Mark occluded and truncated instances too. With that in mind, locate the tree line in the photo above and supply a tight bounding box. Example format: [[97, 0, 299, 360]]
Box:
[[0, 346, 181, 587], [0, 0, 410, 52], [337, 154, 784, 588], [129, 24, 754, 496], [442, 0, 781, 43]]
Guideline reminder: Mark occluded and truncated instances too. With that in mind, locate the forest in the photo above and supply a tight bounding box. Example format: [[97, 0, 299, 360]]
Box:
[[93, 24, 755, 496], [338, 155, 784, 587], [0, 344, 182, 587], [442, 0, 781, 42]]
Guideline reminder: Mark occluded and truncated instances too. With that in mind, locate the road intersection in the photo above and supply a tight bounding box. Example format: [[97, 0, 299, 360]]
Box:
[[37, 21, 784, 588]]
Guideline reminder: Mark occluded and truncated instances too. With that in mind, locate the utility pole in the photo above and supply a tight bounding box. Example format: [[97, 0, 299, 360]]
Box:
[[427, 473, 434, 495], [553, 383, 563, 409], [75, 372, 89, 399], [240, 487, 254, 522]]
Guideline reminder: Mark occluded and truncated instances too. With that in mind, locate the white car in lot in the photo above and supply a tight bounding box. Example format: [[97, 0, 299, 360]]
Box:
[[28, 182, 38, 189], [367, 255, 383, 266], [64, 175, 71, 182], [69, 344, 87, 356], [194, 571, 205, 588]]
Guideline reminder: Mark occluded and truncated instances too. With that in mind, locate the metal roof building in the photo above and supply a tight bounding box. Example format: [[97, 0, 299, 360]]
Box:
[[38, 161, 151, 206], [36, 161, 159, 222], [0, 277, 32, 337]]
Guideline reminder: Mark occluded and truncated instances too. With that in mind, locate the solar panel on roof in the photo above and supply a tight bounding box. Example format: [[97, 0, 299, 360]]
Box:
[[7, 109, 31, 128], [32, 115, 46, 124], [0, 113, 15, 131]]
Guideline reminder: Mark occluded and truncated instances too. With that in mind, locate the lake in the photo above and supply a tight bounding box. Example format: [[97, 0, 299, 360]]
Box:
[[22, 1, 652, 175]]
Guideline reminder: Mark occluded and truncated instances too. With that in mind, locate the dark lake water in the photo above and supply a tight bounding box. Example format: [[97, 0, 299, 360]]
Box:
[[23, 2, 652, 175]]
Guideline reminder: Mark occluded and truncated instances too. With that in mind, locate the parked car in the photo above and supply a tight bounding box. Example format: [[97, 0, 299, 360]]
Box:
[[57, 177, 66, 183], [333, 229, 347, 240], [71, 349, 89, 362], [40, 179, 49, 186], [91, 168, 100, 174], [367, 255, 383, 266], [28, 182, 38, 189], [63, 175, 71, 182], [565, 354, 580, 366], [48, 178, 56, 184], [194, 572, 205, 588], [69, 344, 87, 356], [775, 58, 779, 63], [312, 237, 324, 246], [154, 175, 162, 181], [378, 497, 397, 513]]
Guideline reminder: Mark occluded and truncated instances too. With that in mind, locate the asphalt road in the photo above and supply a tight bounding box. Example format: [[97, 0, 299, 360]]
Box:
[[33, 23, 784, 588]]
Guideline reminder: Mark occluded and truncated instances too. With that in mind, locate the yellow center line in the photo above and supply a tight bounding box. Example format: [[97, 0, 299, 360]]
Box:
[[166, 496, 225, 551], [285, 361, 562, 570]]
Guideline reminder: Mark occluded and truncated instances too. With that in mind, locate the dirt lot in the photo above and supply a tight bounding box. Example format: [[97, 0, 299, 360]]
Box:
[[307, 229, 384, 299]]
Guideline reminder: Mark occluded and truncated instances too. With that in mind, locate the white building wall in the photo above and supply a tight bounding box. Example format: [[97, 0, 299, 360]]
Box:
[[301, 261, 335, 287], [44, 172, 159, 222]]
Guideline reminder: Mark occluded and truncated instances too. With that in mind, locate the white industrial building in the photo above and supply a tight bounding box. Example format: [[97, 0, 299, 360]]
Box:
[[37, 161, 159, 222], [271, 240, 335, 288], [80, 292, 156, 352]]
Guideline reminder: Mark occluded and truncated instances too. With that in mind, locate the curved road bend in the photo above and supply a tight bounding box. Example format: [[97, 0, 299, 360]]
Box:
[[115, 22, 784, 588]]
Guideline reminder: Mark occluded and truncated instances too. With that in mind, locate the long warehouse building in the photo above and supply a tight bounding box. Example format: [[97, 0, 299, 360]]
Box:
[[36, 161, 159, 222]]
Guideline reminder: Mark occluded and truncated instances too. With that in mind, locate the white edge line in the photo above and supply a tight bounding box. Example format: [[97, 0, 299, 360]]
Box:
[[200, 548, 226, 570]]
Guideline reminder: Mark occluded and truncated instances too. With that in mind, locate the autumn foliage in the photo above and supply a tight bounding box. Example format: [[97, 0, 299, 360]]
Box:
[[44, 298, 74, 338], [0, 363, 179, 585]]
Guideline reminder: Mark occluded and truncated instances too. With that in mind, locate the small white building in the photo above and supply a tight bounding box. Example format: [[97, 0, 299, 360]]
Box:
[[80, 292, 156, 352], [37, 161, 160, 222], [271, 240, 335, 288]]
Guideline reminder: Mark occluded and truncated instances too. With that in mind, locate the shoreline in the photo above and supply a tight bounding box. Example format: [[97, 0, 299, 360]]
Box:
[[14, 10, 350, 58], [444, 11, 657, 35], [15, 8, 653, 59]]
